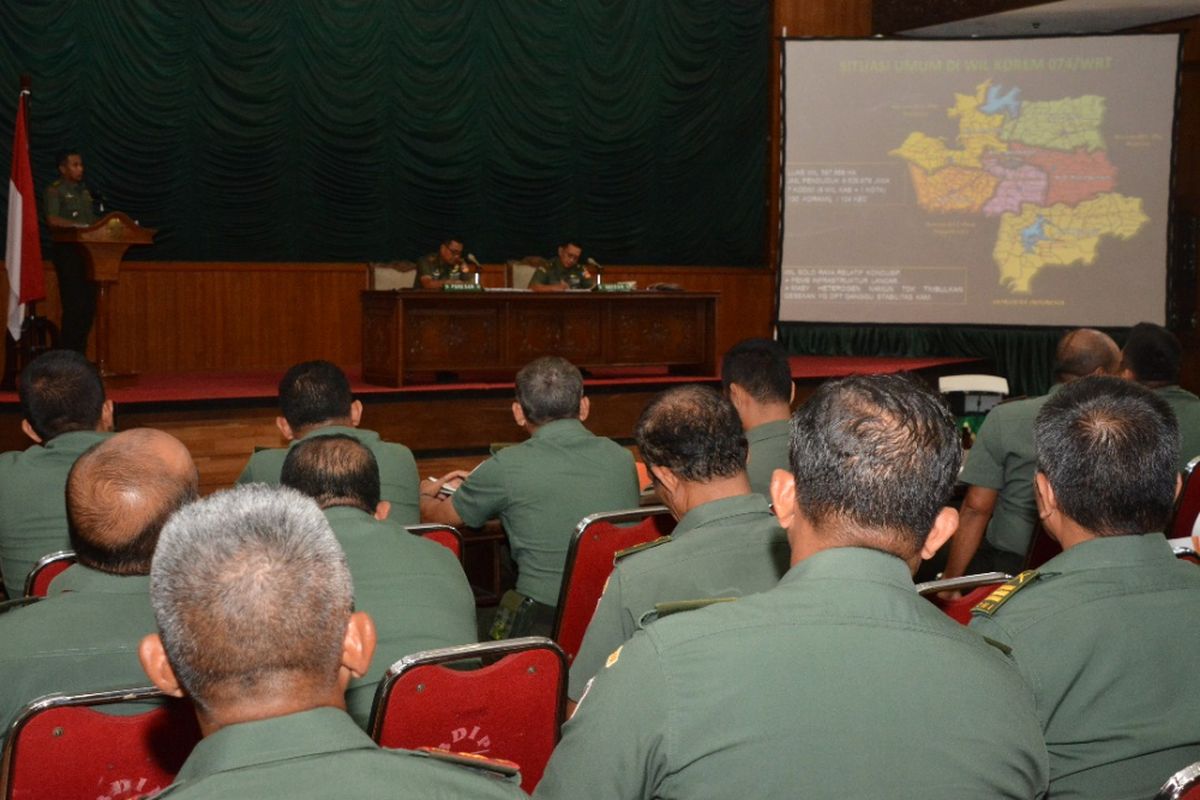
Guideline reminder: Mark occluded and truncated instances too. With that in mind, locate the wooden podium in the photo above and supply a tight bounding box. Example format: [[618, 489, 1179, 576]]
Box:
[[51, 212, 155, 376]]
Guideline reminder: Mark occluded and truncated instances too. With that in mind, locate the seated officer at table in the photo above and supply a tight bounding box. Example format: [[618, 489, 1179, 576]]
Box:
[[416, 237, 474, 289], [528, 240, 593, 291], [237, 360, 420, 523], [720, 338, 794, 497], [970, 377, 1200, 800], [422, 356, 639, 638], [280, 434, 477, 728], [139, 484, 525, 798], [535, 374, 1048, 800], [568, 384, 789, 703], [0, 428, 198, 738]]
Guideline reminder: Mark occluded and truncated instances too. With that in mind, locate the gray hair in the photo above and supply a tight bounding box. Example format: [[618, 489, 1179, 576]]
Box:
[[150, 484, 354, 709]]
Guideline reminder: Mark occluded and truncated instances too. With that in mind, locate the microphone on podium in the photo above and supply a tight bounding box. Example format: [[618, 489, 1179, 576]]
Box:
[[586, 257, 603, 288], [466, 253, 482, 286]]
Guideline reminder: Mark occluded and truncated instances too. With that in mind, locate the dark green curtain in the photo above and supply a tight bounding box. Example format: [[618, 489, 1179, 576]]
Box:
[[778, 323, 1133, 397], [0, 1, 769, 264]]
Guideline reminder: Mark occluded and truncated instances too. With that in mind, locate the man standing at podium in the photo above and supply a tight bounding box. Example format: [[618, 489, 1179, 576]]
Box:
[[43, 150, 97, 353]]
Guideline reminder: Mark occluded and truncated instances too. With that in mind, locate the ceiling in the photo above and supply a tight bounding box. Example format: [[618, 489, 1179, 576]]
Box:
[[900, 0, 1200, 36]]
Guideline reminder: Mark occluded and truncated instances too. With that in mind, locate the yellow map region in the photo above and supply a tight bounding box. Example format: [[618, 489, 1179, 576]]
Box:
[[999, 95, 1106, 152], [993, 193, 1148, 293], [890, 82, 1008, 174], [908, 164, 999, 213]]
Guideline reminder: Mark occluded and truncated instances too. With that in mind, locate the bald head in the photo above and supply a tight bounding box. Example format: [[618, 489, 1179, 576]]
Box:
[[280, 433, 380, 513], [1054, 328, 1120, 384], [67, 428, 199, 576]]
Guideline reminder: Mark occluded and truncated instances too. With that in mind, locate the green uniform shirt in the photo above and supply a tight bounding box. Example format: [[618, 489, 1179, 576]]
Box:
[[237, 426, 421, 525], [568, 493, 788, 699], [155, 707, 525, 798], [745, 419, 790, 498], [43, 178, 96, 226], [1156, 384, 1200, 472], [416, 251, 470, 283], [0, 430, 111, 597], [970, 534, 1200, 800], [0, 567, 157, 736], [452, 418, 638, 606], [322, 506, 478, 728], [538, 547, 1048, 800], [527, 257, 594, 290], [959, 386, 1061, 558]]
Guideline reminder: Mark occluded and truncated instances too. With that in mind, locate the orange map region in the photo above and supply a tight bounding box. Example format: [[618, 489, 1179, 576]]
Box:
[[909, 164, 1000, 213], [1008, 144, 1117, 207]]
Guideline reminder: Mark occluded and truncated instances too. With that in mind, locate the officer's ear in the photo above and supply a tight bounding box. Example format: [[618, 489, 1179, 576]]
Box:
[[340, 611, 377, 683], [511, 402, 527, 428], [769, 469, 797, 528], [275, 416, 296, 442], [920, 507, 959, 561], [98, 400, 115, 432], [19, 419, 42, 445], [578, 396, 590, 422], [373, 501, 390, 522], [138, 634, 186, 698], [348, 400, 363, 428]]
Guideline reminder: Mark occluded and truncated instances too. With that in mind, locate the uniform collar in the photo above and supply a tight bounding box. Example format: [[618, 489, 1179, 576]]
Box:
[[745, 418, 790, 444], [1155, 384, 1198, 401], [1040, 532, 1174, 574], [174, 707, 376, 782], [50, 564, 150, 596], [673, 493, 774, 538], [529, 418, 588, 440], [297, 425, 378, 445], [43, 429, 109, 451], [322, 505, 378, 525], [782, 545, 916, 591]]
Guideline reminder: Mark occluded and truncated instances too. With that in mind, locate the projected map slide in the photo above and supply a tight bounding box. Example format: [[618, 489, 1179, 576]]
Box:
[[779, 36, 1178, 326]]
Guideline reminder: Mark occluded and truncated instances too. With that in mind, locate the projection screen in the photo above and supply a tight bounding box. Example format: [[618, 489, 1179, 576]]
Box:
[[779, 35, 1180, 326]]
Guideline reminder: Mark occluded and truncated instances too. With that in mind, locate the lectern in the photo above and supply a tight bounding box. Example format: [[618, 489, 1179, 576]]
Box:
[[50, 212, 155, 376]]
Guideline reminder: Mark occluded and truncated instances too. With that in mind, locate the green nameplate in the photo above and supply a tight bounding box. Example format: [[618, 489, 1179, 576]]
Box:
[[595, 283, 634, 292], [442, 282, 483, 292]]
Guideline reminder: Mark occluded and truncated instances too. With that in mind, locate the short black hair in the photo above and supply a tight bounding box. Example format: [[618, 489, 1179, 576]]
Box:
[[635, 385, 747, 482], [280, 434, 380, 513], [1120, 322, 1181, 385], [55, 149, 80, 167], [1036, 376, 1179, 537], [278, 360, 353, 431], [19, 349, 106, 441], [559, 238, 581, 250], [515, 357, 584, 425], [721, 338, 793, 405], [789, 373, 961, 556]]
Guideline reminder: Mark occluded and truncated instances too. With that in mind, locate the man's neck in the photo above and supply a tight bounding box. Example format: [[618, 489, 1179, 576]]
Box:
[[676, 474, 754, 517], [294, 418, 354, 439], [195, 682, 346, 738], [739, 401, 791, 432]]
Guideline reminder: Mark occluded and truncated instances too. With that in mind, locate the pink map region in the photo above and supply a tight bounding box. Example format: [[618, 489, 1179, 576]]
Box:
[[981, 156, 1048, 217]]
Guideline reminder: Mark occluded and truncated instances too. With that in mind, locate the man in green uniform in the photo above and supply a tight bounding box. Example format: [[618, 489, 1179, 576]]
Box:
[[568, 384, 788, 701], [139, 484, 525, 798], [721, 338, 794, 497], [0, 428, 198, 738], [43, 150, 98, 352], [0, 349, 113, 597], [528, 240, 593, 291], [422, 356, 639, 637], [971, 377, 1200, 800], [536, 374, 1048, 800], [280, 434, 478, 728], [1119, 321, 1200, 472], [416, 237, 475, 289], [942, 327, 1120, 579], [236, 360, 421, 524]]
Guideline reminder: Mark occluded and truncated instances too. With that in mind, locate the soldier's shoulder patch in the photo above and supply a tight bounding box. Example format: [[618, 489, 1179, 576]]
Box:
[[413, 747, 521, 779], [971, 570, 1039, 617], [605, 645, 623, 669], [615, 536, 671, 561]]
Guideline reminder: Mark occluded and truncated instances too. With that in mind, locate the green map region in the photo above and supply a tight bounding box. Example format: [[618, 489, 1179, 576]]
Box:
[[890, 81, 1147, 294]]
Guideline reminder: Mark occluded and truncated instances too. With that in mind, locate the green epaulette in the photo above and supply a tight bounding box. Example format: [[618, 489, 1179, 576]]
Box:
[[639, 596, 737, 627], [971, 570, 1039, 617], [614, 535, 671, 561], [412, 747, 521, 780]]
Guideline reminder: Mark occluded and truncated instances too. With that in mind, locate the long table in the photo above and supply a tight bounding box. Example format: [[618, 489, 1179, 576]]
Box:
[[361, 289, 718, 386]]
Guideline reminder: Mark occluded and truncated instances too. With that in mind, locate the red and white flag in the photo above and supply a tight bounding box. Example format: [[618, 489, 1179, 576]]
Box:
[[6, 90, 45, 341]]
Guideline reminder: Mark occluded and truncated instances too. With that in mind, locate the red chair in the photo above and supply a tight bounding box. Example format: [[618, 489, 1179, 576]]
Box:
[[1022, 521, 1061, 571], [0, 687, 201, 800], [368, 636, 566, 793], [22, 551, 76, 599], [915, 572, 1012, 625], [405, 524, 464, 561], [551, 506, 675, 664], [1157, 760, 1200, 800], [1168, 456, 1200, 539]]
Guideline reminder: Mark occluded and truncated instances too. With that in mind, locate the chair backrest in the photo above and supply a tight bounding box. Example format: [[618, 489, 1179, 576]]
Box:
[[937, 374, 1010, 395], [1156, 760, 1200, 800], [551, 506, 675, 663], [508, 257, 546, 289], [368, 260, 417, 291], [0, 687, 201, 800], [1023, 521, 1061, 571], [915, 572, 1012, 625], [1168, 456, 1200, 539], [369, 637, 567, 793], [23, 551, 76, 599], [405, 524, 464, 561]]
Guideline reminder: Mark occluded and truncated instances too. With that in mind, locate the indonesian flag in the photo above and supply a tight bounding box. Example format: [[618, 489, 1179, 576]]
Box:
[[6, 90, 44, 341]]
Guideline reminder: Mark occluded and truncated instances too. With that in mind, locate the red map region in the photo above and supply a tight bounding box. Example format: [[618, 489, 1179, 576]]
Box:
[[1006, 143, 1117, 207], [981, 154, 1047, 217]]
